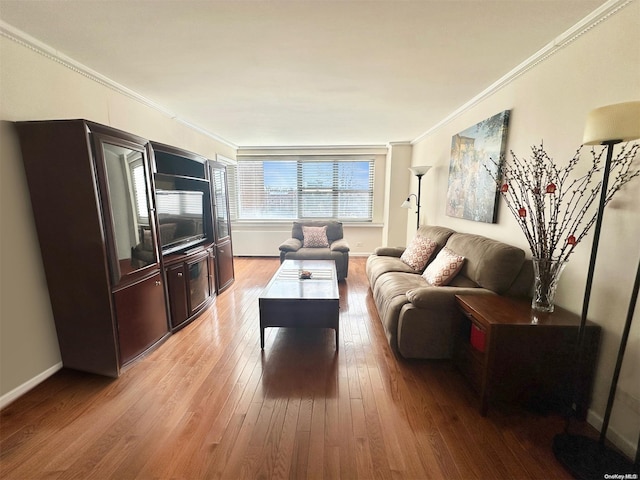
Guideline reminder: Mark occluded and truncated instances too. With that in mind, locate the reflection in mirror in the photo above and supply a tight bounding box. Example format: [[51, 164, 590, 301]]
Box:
[[103, 143, 155, 281], [213, 168, 230, 239]]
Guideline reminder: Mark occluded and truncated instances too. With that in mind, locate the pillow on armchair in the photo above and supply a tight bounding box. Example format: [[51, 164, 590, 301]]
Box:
[[292, 220, 343, 244], [302, 225, 330, 247]]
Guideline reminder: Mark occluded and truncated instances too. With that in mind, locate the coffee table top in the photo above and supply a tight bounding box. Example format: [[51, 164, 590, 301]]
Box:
[[260, 260, 338, 301]]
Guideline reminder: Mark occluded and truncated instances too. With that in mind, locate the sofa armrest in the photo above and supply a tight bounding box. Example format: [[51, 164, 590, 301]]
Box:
[[373, 246, 405, 257], [279, 238, 302, 252], [330, 238, 350, 252], [406, 286, 495, 308]]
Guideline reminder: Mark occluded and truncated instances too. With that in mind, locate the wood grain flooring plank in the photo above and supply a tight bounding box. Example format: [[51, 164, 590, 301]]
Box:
[[0, 257, 597, 480], [290, 430, 310, 480], [271, 397, 301, 480]]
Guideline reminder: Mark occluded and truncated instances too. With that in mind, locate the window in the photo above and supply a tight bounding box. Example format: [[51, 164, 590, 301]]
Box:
[[229, 156, 374, 221]]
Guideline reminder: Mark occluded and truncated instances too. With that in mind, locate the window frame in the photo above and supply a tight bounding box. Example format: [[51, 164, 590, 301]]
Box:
[[230, 155, 376, 222]]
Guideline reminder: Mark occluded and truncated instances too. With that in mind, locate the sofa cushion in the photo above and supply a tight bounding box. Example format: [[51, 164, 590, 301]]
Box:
[[445, 232, 525, 294], [415, 225, 456, 250], [400, 235, 438, 271], [366, 255, 417, 288], [284, 247, 339, 260], [302, 225, 329, 247], [372, 271, 428, 349], [422, 247, 465, 286]]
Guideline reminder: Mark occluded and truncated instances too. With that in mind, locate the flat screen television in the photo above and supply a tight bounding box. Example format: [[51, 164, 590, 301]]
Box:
[[155, 189, 206, 254]]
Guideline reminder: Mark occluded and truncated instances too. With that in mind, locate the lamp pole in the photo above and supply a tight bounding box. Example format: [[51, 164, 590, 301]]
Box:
[[415, 172, 424, 229], [553, 101, 640, 479], [406, 166, 431, 230]]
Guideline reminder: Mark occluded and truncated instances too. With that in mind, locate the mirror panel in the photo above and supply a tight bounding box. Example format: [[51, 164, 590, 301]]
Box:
[[212, 167, 230, 240], [102, 142, 157, 282]]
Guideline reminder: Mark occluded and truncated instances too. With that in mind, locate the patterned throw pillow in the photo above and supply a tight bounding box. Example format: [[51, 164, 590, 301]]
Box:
[[302, 225, 330, 247], [422, 247, 465, 286], [400, 235, 438, 271]]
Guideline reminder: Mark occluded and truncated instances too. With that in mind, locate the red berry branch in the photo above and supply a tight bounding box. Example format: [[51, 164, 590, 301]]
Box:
[[486, 141, 639, 264]]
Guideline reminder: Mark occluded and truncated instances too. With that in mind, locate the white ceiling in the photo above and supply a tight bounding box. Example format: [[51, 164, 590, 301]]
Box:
[[0, 0, 607, 147]]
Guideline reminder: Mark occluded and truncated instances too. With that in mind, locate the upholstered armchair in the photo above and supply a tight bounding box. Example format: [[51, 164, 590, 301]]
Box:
[[278, 220, 350, 280]]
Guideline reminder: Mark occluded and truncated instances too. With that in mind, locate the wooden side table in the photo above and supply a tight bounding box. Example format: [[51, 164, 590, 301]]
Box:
[[453, 294, 600, 417]]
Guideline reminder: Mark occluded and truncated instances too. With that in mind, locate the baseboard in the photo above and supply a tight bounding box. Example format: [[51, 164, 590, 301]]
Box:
[[586, 407, 638, 461], [0, 362, 63, 410]]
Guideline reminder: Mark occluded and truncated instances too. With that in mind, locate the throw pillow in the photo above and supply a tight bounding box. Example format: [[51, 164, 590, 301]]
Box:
[[400, 235, 438, 271], [422, 247, 465, 286], [302, 225, 329, 247]]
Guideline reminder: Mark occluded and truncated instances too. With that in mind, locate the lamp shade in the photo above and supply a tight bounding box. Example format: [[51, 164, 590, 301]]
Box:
[[583, 101, 640, 145], [408, 165, 432, 176], [401, 198, 412, 209]]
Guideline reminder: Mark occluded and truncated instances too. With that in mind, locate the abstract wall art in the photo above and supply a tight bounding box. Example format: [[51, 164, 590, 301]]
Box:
[[446, 110, 510, 223]]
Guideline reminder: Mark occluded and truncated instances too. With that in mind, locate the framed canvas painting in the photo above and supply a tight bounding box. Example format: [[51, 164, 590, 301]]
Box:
[[446, 110, 510, 223]]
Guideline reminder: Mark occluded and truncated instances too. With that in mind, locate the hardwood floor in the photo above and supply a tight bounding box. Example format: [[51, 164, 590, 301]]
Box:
[[1, 256, 588, 479]]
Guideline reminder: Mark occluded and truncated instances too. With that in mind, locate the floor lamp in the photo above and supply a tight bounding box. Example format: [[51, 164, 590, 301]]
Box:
[[401, 165, 432, 229], [553, 101, 640, 479]]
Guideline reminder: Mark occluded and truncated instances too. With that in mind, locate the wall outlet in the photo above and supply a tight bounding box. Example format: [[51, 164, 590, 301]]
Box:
[[356, 242, 364, 247]]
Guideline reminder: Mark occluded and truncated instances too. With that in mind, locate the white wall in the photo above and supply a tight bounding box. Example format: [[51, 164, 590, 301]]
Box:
[[232, 222, 384, 257], [383, 142, 413, 247], [0, 34, 236, 404], [410, 2, 640, 458]]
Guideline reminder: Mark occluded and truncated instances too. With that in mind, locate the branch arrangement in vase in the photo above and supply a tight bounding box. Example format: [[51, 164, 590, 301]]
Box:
[[486, 142, 639, 264]]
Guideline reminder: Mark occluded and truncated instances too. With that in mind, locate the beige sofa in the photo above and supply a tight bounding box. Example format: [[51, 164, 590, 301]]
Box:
[[279, 220, 350, 280], [366, 225, 532, 359]]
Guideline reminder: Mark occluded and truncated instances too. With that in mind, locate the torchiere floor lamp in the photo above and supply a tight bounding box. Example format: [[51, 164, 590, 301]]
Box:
[[401, 165, 432, 229], [553, 101, 640, 479]]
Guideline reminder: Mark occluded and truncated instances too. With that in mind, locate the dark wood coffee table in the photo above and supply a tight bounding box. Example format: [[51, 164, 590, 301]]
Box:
[[259, 260, 339, 350]]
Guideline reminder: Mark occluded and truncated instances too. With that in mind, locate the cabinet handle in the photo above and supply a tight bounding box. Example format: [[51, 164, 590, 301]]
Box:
[[219, 249, 225, 254], [177, 272, 183, 277], [155, 281, 162, 286]]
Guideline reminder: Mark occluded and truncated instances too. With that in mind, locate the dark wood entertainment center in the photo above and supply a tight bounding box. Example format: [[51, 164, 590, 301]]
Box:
[[15, 120, 235, 377]]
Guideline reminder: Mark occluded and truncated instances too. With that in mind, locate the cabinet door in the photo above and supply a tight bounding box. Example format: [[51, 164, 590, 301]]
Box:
[[92, 132, 160, 286], [166, 264, 189, 329], [216, 239, 235, 293], [187, 255, 211, 314], [114, 273, 168, 366], [210, 162, 231, 243], [208, 248, 217, 296]]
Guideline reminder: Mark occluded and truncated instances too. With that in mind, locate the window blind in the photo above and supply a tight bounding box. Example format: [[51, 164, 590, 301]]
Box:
[[156, 190, 203, 216], [131, 162, 148, 221], [229, 156, 374, 221]]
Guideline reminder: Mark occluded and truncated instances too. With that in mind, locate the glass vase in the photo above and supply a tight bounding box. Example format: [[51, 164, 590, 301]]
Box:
[[532, 257, 567, 313]]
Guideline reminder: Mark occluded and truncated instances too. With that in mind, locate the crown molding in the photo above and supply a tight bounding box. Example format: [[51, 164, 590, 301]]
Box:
[[411, 0, 635, 144], [3, 0, 631, 151], [237, 145, 388, 156], [0, 20, 238, 150]]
